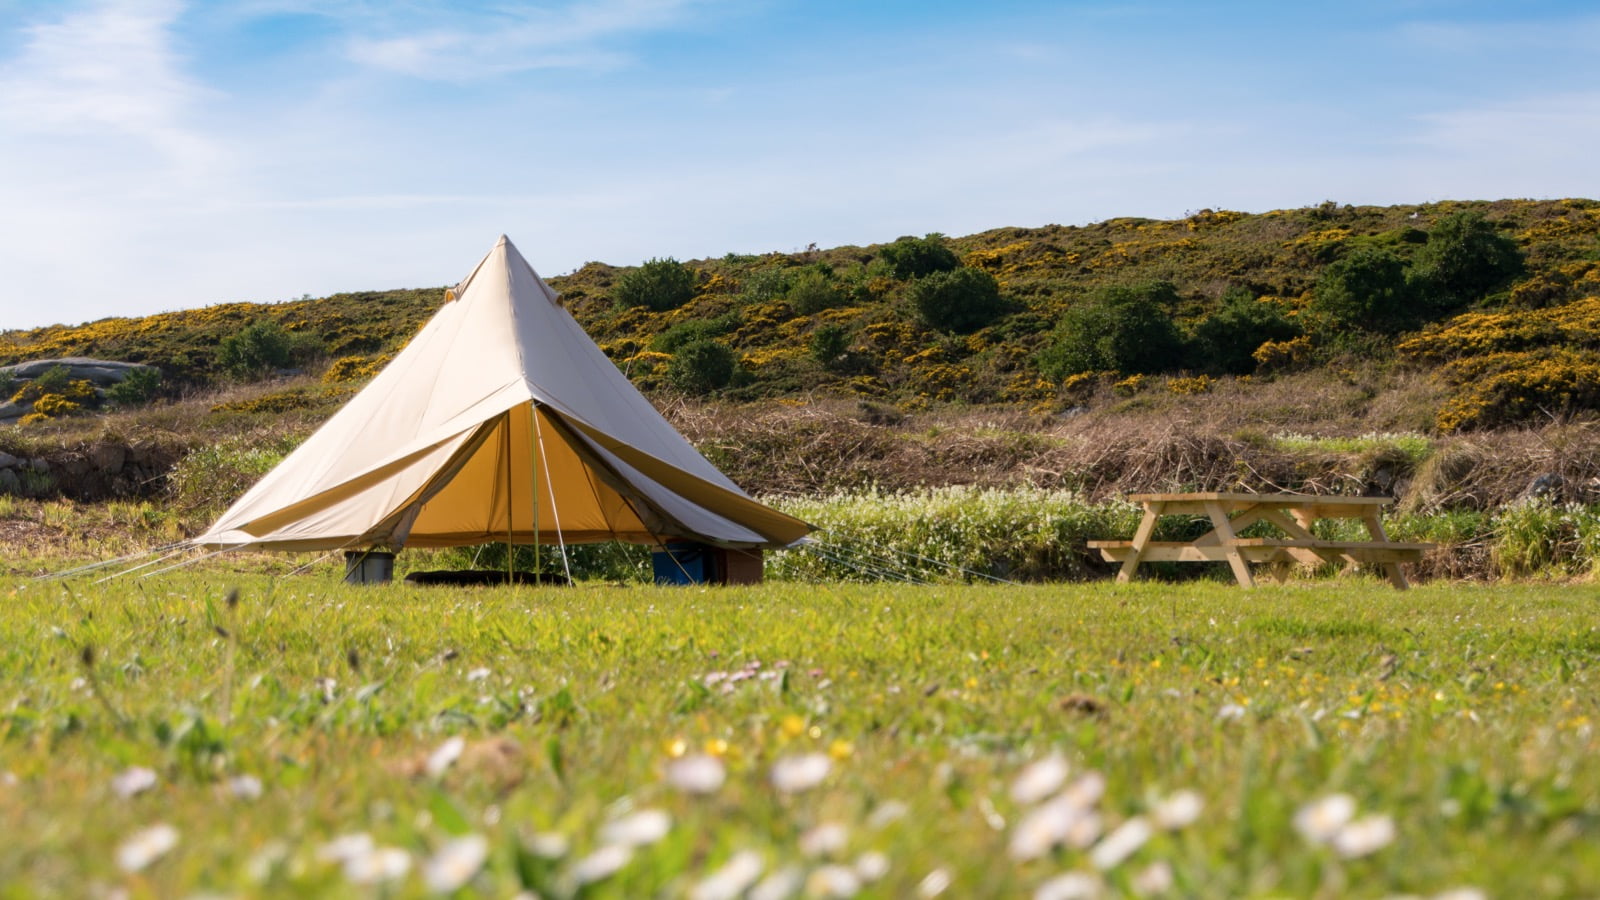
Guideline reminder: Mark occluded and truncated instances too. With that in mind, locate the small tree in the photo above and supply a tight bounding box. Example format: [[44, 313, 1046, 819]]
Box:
[[1412, 211, 1524, 311], [1309, 248, 1417, 332], [219, 319, 305, 378], [1037, 281, 1187, 379], [106, 367, 162, 408], [909, 268, 1006, 333], [879, 234, 960, 280], [667, 339, 737, 394], [787, 270, 846, 314], [1191, 290, 1301, 375], [614, 257, 697, 312], [809, 324, 851, 369]]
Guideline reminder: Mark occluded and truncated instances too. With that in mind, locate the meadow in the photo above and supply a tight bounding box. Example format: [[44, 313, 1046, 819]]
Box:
[[2, 574, 1595, 898]]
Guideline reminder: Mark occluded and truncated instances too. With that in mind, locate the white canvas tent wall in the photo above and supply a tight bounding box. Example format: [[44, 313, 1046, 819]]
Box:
[[190, 236, 810, 555]]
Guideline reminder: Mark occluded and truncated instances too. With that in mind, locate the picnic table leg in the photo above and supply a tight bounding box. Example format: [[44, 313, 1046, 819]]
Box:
[[1362, 509, 1410, 589], [1117, 505, 1162, 584], [1203, 500, 1255, 588]]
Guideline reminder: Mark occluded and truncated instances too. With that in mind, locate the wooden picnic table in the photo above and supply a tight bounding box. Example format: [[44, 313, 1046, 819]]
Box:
[[1087, 492, 1432, 589]]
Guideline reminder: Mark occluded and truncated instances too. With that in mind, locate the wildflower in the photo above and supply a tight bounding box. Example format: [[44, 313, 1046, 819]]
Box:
[[1009, 798, 1086, 861], [1131, 860, 1174, 895], [527, 831, 570, 859], [571, 843, 633, 884], [344, 846, 411, 885], [867, 800, 909, 829], [1293, 794, 1356, 845], [666, 754, 727, 795], [750, 864, 804, 900], [111, 766, 158, 799], [600, 809, 672, 847], [770, 753, 831, 793], [1331, 814, 1395, 859], [466, 667, 491, 682], [228, 774, 263, 800], [1060, 772, 1107, 811], [917, 867, 953, 898], [1151, 789, 1202, 829], [425, 736, 466, 778], [799, 822, 849, 858], [422, 834, 489, 893], [1033, 871, 1102, 900], [1011, 755, 1069, 806], [805, 864, 862, 898], [854, 851, 890, 883], [116, 823, 179, 873], [1089, 816, 1152, 870], [691, 850, 765, 900], [1432, 888, 1488, 900], [1216, 704, 1246, 722], [317, 833, 375, 863]]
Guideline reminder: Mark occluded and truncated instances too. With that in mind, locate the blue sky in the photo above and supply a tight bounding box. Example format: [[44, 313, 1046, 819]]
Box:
[[1, 1, 1597, 328]]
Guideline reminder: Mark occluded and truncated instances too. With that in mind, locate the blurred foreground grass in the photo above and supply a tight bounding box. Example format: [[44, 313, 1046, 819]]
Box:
[[0, 576, 1595, 898]]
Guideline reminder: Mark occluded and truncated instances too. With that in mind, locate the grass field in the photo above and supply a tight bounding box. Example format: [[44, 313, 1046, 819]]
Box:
[[1, 575, 1595, 898]]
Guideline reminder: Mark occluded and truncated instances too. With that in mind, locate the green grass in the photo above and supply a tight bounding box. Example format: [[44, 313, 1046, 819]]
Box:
[[1, 575, 1595, 897]]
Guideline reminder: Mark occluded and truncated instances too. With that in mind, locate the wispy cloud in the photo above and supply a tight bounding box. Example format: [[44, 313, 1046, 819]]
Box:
[[342, 0, 717, 79], [0, 0, 218, 167]]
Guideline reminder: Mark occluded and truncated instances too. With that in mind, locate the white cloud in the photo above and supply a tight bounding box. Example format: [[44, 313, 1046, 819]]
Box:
[[343, 0, 718, 79]]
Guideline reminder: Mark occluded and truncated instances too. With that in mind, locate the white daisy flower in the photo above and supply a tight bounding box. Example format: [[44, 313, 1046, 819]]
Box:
[[867, 800, 909, 830], [570, 844, 632, 885], [690, 850, 765, 900], [749, 864, 804, 900], [854, 851, 890, 883], [599, 809, 672, 848], [1009, 798, 1084, 861], [1060, 772, 1107, 811], [1216, 704, 1247, 722], [425, 736, 466, 778], [116, 823, 179, 873], [1431, 888, 1487, 900], [344, 846, 411, 884], [1089, 817, 1152, 870], [1033, 871, 1102, 900], [111, 766, 158, 799], [1293, 794, 1356, 845], [805, 864, 862, 898], [317, 832, 375, 863], [1331, 814, 1395, 859], [527, 831, 570, 859], [466, 667, 491, 682], [422, 834, 489, 893], [666, 754, 727, 795], [1131, 860, 1174, 896], [228, 774, 263, 800], [799, 822, 849, 858], [1011, 755, 1070, 806], [770, 753, 831, 793], [917, 867, 952, 898], [1151, 789, 1202, 830]]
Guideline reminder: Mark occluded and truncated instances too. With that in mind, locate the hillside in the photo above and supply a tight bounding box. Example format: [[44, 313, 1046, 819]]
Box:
[[4, 199, 1599, 432]]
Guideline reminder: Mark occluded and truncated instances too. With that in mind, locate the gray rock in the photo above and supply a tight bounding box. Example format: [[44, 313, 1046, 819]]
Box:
[[0, 450, 19, 469], [0, 401, 26, 420], [0, 357, 156, 385], [91, 443, 126, 474], [0, 468, 18, 495]]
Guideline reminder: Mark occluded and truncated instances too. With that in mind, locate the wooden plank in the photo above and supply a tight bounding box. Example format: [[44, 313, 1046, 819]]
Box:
[[1128, 492, 1393, 506], [1094, 544, 1425, 565], [1116, 505, 1162, 584], [1204, 497, 1255, 588], [1229, 539, 1433, 551]]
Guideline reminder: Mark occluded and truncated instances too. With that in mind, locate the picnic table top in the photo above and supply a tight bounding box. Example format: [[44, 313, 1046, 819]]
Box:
[[1126, 492, 1394, 506]]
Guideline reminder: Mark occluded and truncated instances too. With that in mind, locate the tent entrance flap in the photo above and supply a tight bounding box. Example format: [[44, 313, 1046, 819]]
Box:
[[400, 404, 656, 546]]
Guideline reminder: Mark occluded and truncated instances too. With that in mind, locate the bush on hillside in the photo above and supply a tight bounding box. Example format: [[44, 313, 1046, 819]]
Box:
[[651, 313, 740, 353], [809, 324, 851, 368], [1191, 290, 1302, 375], [614, 257, 697, 311], [786, 269, 847, 314], [1036, 281, 1187, 379], [668, 339, 738, 394], [1309, 248, 1418, 333], [880, 234, 961, 280], [105, 367, 161, 408], [909, 267, 1006, 333], [219, 319, 317, 379], [1412, 211, 1525, 311]]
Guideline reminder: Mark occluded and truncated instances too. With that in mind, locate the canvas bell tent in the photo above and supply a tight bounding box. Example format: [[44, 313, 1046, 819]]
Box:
[[186, 236, 810, 575]]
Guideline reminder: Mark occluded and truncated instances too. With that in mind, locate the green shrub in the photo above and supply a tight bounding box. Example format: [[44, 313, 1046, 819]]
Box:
[[909, 267, 1006, 333], [879, 234, 960, 280], [0, 370, 16, 399], [219, 319, 316, 379], [168, 434, 302, 516], [667, 339, 738, 394], [614, 257, 697, 311], [1036, 281, 1187, 379], [1191, 290, 1301, 375], [1413, 211, 1525, 311], [105, 367, 161, 408], [433, 542, 650, 583], [809, 324, 851, 368], [651, 313, 740, 353], [1309, 248, 1418, 333], [1491, 500, 1600, 579], [786, 270, 846, 314], [740, 268, 792, 303]]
